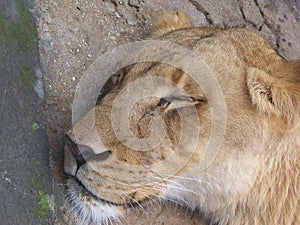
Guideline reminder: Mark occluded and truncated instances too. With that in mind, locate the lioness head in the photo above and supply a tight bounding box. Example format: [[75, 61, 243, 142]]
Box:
[[64, 12, 300, 224]]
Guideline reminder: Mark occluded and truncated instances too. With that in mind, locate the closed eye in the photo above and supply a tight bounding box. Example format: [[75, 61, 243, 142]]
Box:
[[158, 97, 171, 108], [190, 96, 206, 104], [158, 95, 206, 109]]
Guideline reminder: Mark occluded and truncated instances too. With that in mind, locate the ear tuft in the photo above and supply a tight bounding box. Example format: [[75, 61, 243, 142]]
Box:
[[150, 11, 193, 38], [247, 67, 300, 127]]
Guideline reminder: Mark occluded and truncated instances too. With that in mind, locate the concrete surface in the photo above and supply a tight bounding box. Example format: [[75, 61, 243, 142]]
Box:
[[0, 0, 54, 224], [1, 0, 298, 224], [36, 0, 299, 224]]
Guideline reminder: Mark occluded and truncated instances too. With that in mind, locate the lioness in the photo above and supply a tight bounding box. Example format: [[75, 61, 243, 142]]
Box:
[[64, 12, 300, 225]]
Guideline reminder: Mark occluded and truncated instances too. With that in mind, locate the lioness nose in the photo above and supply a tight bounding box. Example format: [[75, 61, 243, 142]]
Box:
[[66, 135, 86, 168], [66, 135, 112, 170]]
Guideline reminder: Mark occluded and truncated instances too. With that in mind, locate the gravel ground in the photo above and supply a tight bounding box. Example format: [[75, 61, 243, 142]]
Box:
[[37, 0, 299, 224], [2, 0, 298, 224]]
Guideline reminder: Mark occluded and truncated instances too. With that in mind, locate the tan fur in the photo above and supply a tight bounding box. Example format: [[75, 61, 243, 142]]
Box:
[[64, 12, 300, 225], [150, 11, 193, 38]]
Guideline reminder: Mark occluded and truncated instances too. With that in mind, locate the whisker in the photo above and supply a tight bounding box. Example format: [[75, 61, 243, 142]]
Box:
[[159, 173, 217, 186], [128, 196, 145, 212], [139, 191, 162, 210], [163, 195, 186, 207], [165, 191, 193, 209], [150, 176, 202, 196], [139, 183, 191, 209]]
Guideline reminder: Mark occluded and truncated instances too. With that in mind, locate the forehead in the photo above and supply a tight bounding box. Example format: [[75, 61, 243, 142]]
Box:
[[121, 62, 206, 100]]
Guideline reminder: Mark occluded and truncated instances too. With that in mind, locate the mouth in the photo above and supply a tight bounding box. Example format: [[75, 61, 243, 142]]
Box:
[[67, 176, 126, 207], [65, 177, 124, 225], [66, 175, 156, 209]]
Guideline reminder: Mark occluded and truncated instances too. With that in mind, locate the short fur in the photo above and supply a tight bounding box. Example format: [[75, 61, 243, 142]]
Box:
[[64, 12, 300, 225]]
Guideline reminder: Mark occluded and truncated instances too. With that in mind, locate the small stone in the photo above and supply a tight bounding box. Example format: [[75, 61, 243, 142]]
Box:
[[126, 19, 134, 25], [32, 122, 40, 131]]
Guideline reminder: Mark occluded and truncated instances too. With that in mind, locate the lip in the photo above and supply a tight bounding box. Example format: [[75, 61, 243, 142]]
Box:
[[70, 176, 126, 206], [67, 176, 155, 208]]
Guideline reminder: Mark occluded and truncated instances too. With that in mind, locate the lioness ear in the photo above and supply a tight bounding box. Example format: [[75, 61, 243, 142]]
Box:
[[150, 11, 192, 38], [247, 67, 300, 127]]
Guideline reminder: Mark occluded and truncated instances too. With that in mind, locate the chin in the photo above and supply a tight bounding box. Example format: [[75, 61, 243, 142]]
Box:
[[65, 178, 123, 225]]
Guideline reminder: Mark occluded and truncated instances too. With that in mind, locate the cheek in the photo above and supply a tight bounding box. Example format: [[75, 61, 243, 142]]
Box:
[[128, 100, 160, 139], [166, 105, 211, 141]]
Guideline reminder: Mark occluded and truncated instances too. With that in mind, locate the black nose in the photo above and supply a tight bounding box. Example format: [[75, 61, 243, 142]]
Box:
[[66, 135, 112, 171], [66, 135, 86, 168]]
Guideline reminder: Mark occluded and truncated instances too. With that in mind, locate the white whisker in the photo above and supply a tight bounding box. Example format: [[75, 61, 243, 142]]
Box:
[[128, 196, 145, 212], [159, 173, 217, 186]]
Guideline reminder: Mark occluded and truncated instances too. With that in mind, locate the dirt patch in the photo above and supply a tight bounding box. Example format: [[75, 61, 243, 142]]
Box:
[[36, 0, 299, 224]]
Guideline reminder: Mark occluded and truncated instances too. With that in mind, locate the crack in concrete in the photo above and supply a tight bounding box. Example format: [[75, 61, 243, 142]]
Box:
[[128, 0, 141, 10], [253, 0, 281, 49], [108, 0, 141, 14], [107, 0, 145, 27], [187, 0, 214, 25], [238, 0, 257, 29]]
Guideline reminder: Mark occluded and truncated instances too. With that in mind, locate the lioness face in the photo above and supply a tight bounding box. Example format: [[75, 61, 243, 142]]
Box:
[[64, 62, 213, 221], [63, 56, 263, 223], [63, 12, 300, 225]]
